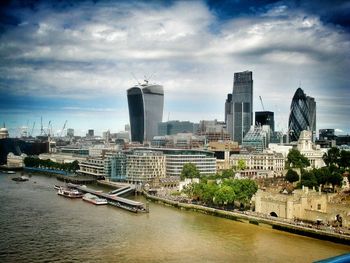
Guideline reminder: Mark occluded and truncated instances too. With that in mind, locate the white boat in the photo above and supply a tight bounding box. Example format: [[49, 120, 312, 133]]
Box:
[[57, 188, 83, 198], [82, 193, 107, 205]]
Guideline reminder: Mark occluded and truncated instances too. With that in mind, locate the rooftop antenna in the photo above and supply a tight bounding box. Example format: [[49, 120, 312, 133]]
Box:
[[30, 122, 35, 137], [131, 73, 141, 85]]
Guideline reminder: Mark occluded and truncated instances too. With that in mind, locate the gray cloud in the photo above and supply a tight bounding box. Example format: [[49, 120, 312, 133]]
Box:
[[0, 1, 349, 133]]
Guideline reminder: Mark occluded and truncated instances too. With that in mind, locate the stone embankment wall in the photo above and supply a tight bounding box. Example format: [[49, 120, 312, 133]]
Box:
[[144, 192, 350, 245]]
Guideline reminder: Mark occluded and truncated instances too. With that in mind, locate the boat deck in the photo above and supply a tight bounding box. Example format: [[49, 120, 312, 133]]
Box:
[[67, 183, 147, 213]]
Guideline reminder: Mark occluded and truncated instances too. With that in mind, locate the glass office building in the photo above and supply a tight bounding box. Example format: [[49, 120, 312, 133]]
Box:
[[226, 71, 253, 143], [127, 82, 164, 143], [288, 88, 316, 142]]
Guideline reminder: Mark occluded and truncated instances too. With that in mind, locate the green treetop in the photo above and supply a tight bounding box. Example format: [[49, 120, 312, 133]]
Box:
[[286, 149, 310, 169], [180, 163, 200, 180]]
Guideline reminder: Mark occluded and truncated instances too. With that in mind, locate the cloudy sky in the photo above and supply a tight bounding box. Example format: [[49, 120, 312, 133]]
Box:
[[0, 0, 349, 137]]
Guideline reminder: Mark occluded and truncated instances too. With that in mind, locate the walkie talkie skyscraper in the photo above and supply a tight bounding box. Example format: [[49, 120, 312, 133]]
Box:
[[127, 81, 164, 144]]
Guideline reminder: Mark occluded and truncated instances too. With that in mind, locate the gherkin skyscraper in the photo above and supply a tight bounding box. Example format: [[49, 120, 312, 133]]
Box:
[[288, 87, 316, 142]]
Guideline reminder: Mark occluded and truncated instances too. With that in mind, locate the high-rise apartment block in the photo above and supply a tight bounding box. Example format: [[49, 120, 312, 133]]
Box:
[[127, 81, 164, 143], [288, 88, 316, 142], [226, 71, 253, 143]]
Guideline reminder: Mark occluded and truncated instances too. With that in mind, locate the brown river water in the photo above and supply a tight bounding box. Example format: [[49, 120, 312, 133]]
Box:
[[0, 172, 349, 262]]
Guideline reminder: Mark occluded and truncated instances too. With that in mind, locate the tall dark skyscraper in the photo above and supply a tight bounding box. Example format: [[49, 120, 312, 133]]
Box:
[[127, 81, 164, 143], [288, 87, 316, 142], [226, 71, 253, 143], [255, 111, 275, 132]]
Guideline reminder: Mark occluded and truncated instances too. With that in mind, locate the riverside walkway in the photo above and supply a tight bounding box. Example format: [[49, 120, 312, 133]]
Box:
[[144, 192, 350, 245]]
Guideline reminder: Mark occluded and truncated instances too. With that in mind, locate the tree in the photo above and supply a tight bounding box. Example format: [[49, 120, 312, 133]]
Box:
[[339, 150, 350, 169], [214, 185, 235, 206], [221, 169, 234, 178], [286, 149, 310, 169], [299, 171, 318, 189], [237, 159, 246, 171], [328, 172, 343, 189], [223, 179, 258, 206], [285, 169, 299, 183], [180, 163, 200, 180], [323, 147, 340, 167]]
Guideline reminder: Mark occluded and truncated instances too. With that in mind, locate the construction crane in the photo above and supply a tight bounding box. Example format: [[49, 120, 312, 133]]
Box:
[[60, 120, 67, 138], [40, 116, 44, 135], [46, 120, 51, 136], [259, 96, 265, 111]]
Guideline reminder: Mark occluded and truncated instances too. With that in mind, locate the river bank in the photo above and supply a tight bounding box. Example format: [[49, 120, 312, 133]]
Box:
[[144, 192, 350, 245], [24, 167, 96, 184]]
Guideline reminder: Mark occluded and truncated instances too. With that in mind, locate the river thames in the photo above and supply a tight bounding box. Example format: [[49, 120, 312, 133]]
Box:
[[0, 173, 349, 262]]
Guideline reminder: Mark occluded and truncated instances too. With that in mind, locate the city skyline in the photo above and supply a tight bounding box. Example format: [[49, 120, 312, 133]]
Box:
[[0, 0, 349, 136]]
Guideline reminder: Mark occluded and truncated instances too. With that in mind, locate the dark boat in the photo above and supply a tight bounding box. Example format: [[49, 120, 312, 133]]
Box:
[[12, 176, 29, 182]]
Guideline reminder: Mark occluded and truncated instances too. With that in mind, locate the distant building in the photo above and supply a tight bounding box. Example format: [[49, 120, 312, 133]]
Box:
[[165, 152, 216, 177], [319, 129, 335, 140], [78, 157, 105, 178], [208, 141, 240, 172], [0, 138, 48, 165], [288, 87, 316, 142], [197, 119, 230, 142], [106, 148, 216, 181], [152, 134, 206, 149], [225, 94, 233, 128], [226, 71, 253, 143], [107, 152, 127, 181], [254, 187, 350, 228], [296, 130, 326, 168], [67, 128, 74, 138], [7, 153, 27, 168], [230, 152, 285, 177], [158, 120, 198, 136], [127, 81, 164, 144], [255, 111, 274, 132], [87, 129, 94, 137], [0, 126, 9, 139], [102, 130, 111, 142], [242, 125, 271, 152], [125, 150, 166, 184], [39, 153, 87, 164]]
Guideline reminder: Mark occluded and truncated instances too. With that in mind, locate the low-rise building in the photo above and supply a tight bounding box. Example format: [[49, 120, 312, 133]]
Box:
[[208, 141, 240, 172], [152, 133, 205, 149], [230, 152, 285, 176], [7, 153, 27, 168], [39, 153, 87, 164], [242, 125, 271, 152], [78, 157, 105, 178], [254, 187, 350, 227], [165, 153, 216, 177], [297, 130, 326, 168]]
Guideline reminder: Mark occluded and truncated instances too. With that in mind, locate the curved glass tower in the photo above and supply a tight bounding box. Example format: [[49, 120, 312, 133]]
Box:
[[127, 82, 164, 143], [288, 88, 316, 142]]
